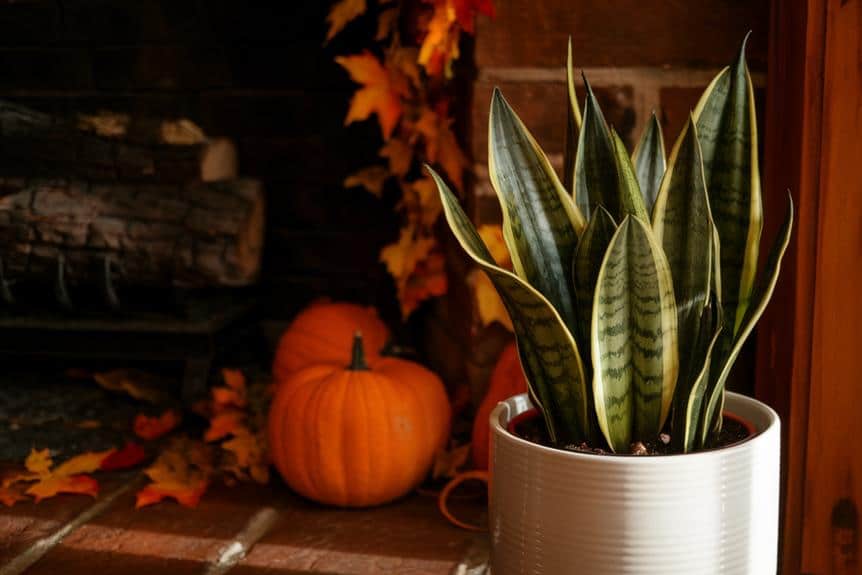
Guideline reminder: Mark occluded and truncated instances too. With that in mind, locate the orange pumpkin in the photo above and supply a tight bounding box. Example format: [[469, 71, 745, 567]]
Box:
[[269, 333, 451, 507], [471, 342, 527, 470], [272, 301, 390, 384]]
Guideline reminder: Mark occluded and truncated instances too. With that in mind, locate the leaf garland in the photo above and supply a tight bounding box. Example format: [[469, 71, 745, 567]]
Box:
[[332, 0, 492, 318]]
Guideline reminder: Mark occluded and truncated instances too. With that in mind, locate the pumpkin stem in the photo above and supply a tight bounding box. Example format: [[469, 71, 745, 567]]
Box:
[[349, 331, 370, 371]]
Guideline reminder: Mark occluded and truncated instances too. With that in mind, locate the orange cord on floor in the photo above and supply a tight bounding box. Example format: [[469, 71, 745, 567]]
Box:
[[437, 470, 490, 531]]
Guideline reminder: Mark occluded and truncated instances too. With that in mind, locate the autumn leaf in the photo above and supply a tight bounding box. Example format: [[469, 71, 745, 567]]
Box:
[[376, 6, 399, 41], [222, 368, 246, 391], [387, 46, 422, 89], [409, 176, 443, 227], [93, 369, 172, 405], [379, 138, 413, 177], [380, 227, 436, 287], [222, 429, 270, 485], [134, 410, 181, 441], [28, 475, 99, 503], [100, 443, 147, 471], [0, 485, 26, 507], [136, 438, 212, 509], [15, 448, 114, 503], [432, 443, 471, 480], [336, 51, 408, 140], [413, 106, 467, 189], [399, 250, 448, 318], [325, 0, 367, 43], [468, 225, 513, 330], [418, 0, 459, 77], [344, 165, 389, 197]]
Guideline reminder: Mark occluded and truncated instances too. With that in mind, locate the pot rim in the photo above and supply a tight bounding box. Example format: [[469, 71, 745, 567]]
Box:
[[490, 391, 779, 462]]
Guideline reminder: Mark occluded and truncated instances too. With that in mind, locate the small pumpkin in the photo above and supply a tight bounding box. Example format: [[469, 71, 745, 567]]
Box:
[[273, 301, 390, 384], [269, 333, 451, 507], [471, 342, 527, 470]]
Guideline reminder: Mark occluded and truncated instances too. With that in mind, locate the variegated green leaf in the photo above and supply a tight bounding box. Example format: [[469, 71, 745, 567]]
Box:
[[632, 112, 666, 214], [429, 167, 590, 445], [693, 34, 762, 337], [573, 206, 617, 348], [574, 77, 617, 221], [652, 116, 715, 380], [671, 297, 722, 453], [591, 216, 679, 452], [563, 36, 582, 195], [701, 194, 793, 445], [611, 128, 649, 221], [489, 89, 584, 336]]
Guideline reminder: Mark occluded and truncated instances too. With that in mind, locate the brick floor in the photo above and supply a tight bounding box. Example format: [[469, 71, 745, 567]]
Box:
[[0, 473, 487, 575]]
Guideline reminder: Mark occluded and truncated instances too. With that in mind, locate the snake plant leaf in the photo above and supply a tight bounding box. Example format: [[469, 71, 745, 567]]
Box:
[[671, 296, 723, 453], [574, 76, 618, 221], [573, 206, 617, 348], [701, 194, 794, 444], [489, 89, 584, 336], [693, 33, 762, 337], [591, 216, 679, 452], [610, 128, 649, 221], [652, 116, 715, 380], [563, 36, 582, 194], [429, 167, 590, 445], [632, 112, 666, 214]]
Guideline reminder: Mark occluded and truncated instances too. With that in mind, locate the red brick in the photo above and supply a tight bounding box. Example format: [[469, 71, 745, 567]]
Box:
[[474, 0, 769, 69], [471, 81, 635, 164], [25, 482, 283, 575], [232, 491, 481, 575]]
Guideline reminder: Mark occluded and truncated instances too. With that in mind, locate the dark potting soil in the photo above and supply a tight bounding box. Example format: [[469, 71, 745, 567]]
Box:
[[513, 413, 752, 456]]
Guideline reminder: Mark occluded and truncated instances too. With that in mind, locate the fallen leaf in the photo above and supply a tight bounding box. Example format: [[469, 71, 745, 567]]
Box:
[[25, 448, 52, 475], [28, 475, 99, 503], [204, 411, 246, 442], [222, 429, 270, 485], [336, 51, 408, 140], [344, 165, 389, 197], [10, 448, 114, 503], [77, 111, 130, 138], [136, 438, 212, 509], [93, 369, 173, 405], [52, 449, 114, 477], [75, 420, 102, 429], [325, 0, 367, 42], [134, 410, 181, 441], [432, 443, 471, 480], [101, 443, 147, 471]]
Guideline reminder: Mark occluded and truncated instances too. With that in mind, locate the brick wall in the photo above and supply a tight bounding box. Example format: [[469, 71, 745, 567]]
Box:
[[0, 0, 401, 323]]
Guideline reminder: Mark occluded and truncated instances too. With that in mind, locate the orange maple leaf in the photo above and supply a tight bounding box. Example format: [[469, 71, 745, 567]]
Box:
[[0, 484, 26, 507], [134, 410, 181, 441], [136, 438, 212, 509], [222, 429, 270, 485], [325, 0, 367, 43], [100, 442, 147, 471], [379, 137, 413, 177], [399, 250, 448, 318], [413, 106, 467, 189], [418, 0, 459, 77], [343, 165, 390, 197], [336, 51, 408, 140], [10, 448, 113, 503]]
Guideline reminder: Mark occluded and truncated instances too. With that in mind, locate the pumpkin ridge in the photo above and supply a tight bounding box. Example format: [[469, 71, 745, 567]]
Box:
[[306, 376, 331, 501]]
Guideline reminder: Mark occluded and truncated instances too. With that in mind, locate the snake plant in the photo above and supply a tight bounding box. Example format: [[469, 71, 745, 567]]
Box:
[[429, 35, 793, 453]]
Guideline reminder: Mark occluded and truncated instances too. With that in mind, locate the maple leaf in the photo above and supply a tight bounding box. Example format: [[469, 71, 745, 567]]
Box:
[[468, 225, 513, 330], [14, 448, 114, 503], [400, 250, 448, 318], [204, 411, 246, 442], [212, 369, 247, 409], [93, 369, 172, 405], [134, 410, 181, 441], [336, 51, 408, 140], [418, 0, 459, 78], [100, 443, 147, 471], [380, 227, 436, 286], [379, 138, 413, 177], [409, 176, 443, 227], [381, 227, 448, 317], [386, 46, 422, 89], [376, 6, 398, 41], [344, 165, 389, 197], [413, 106, 467, 189], [221, 429, 270, 485], [136, 438, 212, 509], [325, 0, 367, 43]]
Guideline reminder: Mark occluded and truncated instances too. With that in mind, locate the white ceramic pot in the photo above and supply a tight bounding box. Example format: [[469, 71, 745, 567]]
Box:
[[489, 392, 780, 575]]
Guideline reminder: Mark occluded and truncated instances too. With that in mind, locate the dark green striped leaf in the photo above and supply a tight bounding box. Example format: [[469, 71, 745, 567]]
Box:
[[611, 129, 649, 221], [632, 113, 666, 214], [591, 216, 679, 452], [429, 167, 590, 445], [653, 116, 715, 383], [574, 77, 617, 221], [701, 194, 793, 445], [573, 206, 617, 349], [489, 89, 585, 337], [694, 34, 762, 337], [563, 36, 582, 195]]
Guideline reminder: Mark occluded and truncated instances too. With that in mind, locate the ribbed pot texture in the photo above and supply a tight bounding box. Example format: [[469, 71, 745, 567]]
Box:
[[489, 392, 780, 575]]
